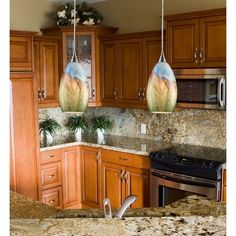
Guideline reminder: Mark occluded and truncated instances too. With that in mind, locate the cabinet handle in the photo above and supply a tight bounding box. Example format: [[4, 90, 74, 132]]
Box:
[[142, 88, 146, 101], [124, 172, 129, 182], [199, 48, 204, 63], [49, 200, 55, 203], [38, 89, 42, 99], [48, 175, 55, 178], [114, 88, 118, 100], [42, 89, 45, 100], [120, 170, 125, 182], [119, 157, 130, 161], [47, 155, 54, 159], [138, 88, 142, 100], [92, 88, 95, 98], [194, 48, 198, 63]]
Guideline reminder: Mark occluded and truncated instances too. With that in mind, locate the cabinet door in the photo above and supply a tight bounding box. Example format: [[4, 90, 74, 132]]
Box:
[[10, 73, 39, 200], [118, 38, 143, 105], [125, 167, 150, 208], [101, 162, 125, 209], [62, 147, 81, 208], [143, 36, 162, 103], [62, 32, 96, 105], [39, 41, 59, 106], [200, 15, 226, 67], [81, 147, 101, 208], [101, 41, 118, 105], [167, 19, 199, 68]]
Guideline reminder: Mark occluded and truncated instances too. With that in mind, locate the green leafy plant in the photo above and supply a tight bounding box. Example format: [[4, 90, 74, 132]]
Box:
[[90, 116, 113, 132], [39, 118, 61, 136], [66, 115, 87, 132]]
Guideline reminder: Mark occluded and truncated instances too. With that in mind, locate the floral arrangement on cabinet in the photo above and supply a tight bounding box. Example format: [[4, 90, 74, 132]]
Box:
[[54, 2, 103, 26]]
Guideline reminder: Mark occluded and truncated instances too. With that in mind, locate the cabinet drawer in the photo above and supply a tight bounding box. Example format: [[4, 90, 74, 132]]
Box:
[[42, 187, 63, 208], [40, 149, 61, 164], [101, 149, 150, 169], [41, 162, 62, 189]]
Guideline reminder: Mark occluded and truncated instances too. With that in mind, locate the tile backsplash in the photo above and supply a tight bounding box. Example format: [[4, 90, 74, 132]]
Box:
[[39, 107, 226, 149]]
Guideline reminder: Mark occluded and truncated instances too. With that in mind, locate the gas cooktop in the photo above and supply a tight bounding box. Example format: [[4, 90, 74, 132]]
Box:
[[150, 144, 226, 181]]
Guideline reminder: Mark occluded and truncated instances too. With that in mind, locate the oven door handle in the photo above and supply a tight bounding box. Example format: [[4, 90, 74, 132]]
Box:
[[151, 169, 217, 187]]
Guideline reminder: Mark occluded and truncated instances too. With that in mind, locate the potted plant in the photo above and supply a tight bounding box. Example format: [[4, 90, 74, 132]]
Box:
[[66, 115, 87, 141], [39, 119, 61, 146], [90, 116, 113, 144]]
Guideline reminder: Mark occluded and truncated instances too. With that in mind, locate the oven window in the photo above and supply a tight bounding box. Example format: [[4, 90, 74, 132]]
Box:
[[177, 79, 217, 104], [159, 186, 204, 207]]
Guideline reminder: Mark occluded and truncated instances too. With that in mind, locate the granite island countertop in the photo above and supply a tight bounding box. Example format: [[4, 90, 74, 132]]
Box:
[[10, 191, 226, 235]]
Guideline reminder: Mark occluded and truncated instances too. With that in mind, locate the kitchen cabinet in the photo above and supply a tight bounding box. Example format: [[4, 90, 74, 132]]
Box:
[[33, 36, 59, 107], [166, 8, 226, 68], [101, 149, 151, 208], [62, 147, 81, 209], [41, 26, 118, 107], [42, 186, 63, 209], [10, 31, 36, 72], [100, 31, 162, 108], [10, 73, 40, 200], [80, 146, 101, 208], [221, 169, 226, 202]]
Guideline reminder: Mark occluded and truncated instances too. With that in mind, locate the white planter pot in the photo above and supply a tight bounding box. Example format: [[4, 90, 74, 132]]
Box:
[[96, 128, 105, 144], [75, 128, 82, 142]]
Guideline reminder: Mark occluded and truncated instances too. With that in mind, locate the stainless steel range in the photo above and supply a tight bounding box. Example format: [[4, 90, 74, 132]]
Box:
[[150, 144, 226, 207]]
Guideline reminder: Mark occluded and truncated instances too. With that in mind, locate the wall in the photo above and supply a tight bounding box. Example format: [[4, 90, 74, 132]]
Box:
[[39, 107, 226, 149], [10, 0, 56, 32], [91, 0, 226, 33]]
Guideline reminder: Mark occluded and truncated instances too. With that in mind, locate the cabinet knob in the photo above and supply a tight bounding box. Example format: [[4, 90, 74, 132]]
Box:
[[194, 48, 198, 63], [199, 48, 205, 63], [142, 88, 146, 101], [48, 175, 55, 178], [138, 88, 142, 100], [49, 200, 55, 203], [38, 89, 42, 99], [47, 155, 54, 159], [114, 88, 118, 100]]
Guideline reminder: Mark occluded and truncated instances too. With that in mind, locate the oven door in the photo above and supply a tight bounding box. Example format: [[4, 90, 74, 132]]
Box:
[[150, 169, 221, 207]]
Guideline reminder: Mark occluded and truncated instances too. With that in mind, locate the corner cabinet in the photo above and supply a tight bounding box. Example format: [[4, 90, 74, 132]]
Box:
[[166, 8, 226, 68], [41, 26, 118, 107], [100, 31, 162, 109], [33, 36, 59, 107]]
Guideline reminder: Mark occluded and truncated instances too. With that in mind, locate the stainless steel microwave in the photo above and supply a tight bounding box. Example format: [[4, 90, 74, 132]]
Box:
[[174, 69, 226, 110]]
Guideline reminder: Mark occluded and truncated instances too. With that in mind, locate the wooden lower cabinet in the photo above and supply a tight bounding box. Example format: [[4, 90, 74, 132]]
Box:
[[42, 187, 63, 208], [61, 147, 81, 209], [101, 162, 125, 209], [125, 167, 150, 208], [80, 146, 101, 208]]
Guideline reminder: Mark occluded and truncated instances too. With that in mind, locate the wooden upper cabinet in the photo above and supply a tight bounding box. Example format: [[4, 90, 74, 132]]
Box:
[[33, 37, 59, 107], [101, 162, 124, 209], [200, 15, 226, 67], [80, 146, 101, 208], [101, 41, 118, 103], [118, 38, 143, 105], [166, 8, 226, 69], [10, 73, 39, 200], [10, 31, 36, 72], [41, 26, 118, 107], [61, 147, 81, 209], [166, 19, 199, 68]]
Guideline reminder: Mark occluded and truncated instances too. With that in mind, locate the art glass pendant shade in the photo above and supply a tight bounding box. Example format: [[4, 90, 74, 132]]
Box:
[[146, 60, 177, 113], [146, 0, 177, 113], [59, 62, 89, 114]]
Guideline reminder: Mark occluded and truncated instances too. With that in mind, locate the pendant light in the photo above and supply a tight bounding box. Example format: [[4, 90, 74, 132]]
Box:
[[59, 0, 89, 114], [146, 0, 177, 113]]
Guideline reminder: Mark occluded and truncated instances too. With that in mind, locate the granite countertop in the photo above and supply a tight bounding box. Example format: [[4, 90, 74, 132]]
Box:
[[10, 191, 226, 235]]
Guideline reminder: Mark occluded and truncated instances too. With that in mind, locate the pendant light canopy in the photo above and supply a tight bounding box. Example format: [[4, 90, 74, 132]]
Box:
[[146, 0, 177, 113], [59, 0, 89, 114]]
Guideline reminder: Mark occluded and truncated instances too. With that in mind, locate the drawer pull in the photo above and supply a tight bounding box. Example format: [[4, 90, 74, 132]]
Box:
[[48, 175, 55, 178], [47, 155, 54, 159], [49, 200, 55, 203], [119, 157, 130, 161]]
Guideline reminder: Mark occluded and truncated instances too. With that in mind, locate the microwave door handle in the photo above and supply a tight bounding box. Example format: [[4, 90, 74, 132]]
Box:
[[217, 78, 225, 107]]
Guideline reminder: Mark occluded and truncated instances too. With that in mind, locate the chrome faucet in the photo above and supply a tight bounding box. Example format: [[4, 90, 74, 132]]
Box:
[[103, 195, 137, 219]]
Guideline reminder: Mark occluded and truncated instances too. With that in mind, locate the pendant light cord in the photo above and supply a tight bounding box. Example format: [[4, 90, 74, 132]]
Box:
[[159, 0, 166, 62], [71, 0, 78, 63]]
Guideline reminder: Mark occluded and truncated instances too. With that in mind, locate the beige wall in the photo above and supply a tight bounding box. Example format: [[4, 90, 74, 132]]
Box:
[[10, 0, 56, 32], [91, 0, 226, 33]]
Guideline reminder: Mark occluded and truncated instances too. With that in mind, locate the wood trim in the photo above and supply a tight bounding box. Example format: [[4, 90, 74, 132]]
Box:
[[10, 30, 38, 36], [174, 68, 226, 77], [165, 8, 226, 21], [176, 102, 225, 110]]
